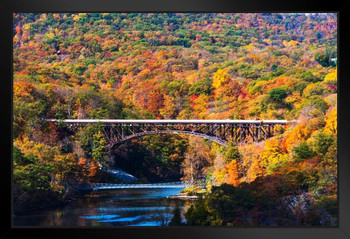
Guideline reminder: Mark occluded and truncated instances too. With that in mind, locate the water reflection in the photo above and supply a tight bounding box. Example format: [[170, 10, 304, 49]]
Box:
[[13, 188, 194, 227]]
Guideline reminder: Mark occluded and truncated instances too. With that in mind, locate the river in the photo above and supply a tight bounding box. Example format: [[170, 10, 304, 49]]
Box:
[[13, 187, 195, 227]]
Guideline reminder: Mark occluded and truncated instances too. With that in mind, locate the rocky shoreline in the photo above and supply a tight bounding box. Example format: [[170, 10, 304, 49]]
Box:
[[166, 193, 199, 200]]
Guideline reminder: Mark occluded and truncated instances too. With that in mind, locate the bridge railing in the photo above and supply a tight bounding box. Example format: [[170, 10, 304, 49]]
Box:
[[87, 180, 205, 190], [45, 119, 296, 125]]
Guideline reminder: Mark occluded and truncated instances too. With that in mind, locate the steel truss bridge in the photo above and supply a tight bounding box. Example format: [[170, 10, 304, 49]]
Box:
[[46, 119, 295, 149]]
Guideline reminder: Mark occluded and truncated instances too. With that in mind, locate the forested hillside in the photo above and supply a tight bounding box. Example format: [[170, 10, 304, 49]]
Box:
[[13, 13, 337, 226]]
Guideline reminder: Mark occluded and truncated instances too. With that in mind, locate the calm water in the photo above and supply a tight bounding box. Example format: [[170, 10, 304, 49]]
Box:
[[13, 188, 194, 227]]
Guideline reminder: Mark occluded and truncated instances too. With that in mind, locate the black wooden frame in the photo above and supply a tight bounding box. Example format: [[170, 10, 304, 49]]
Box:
[[2, 0, 350, 238]]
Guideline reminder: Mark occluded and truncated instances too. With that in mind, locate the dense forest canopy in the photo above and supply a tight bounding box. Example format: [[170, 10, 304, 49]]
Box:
[[13, 13, 337, 121], [13, 13, 337, 226]]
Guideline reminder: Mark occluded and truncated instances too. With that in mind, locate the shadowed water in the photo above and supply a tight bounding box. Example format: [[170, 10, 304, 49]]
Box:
[[13, 188, 193, 227]]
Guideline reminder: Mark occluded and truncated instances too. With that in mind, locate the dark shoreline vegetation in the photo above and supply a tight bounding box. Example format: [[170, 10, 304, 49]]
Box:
[[13, 13, 337, 226]]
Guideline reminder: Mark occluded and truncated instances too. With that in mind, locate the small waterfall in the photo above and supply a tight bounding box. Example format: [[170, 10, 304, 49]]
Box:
[[102, 168, 137, 183]]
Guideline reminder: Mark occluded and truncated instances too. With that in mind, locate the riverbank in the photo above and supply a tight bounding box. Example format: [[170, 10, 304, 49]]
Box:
[[13, 190, 67, 215], [12, 185, 87, 216], [166, 193, 199, 199], [166, 185, 208, 200]]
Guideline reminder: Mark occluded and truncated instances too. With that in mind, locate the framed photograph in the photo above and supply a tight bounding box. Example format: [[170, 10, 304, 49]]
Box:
[[2, 0, 350, 238]]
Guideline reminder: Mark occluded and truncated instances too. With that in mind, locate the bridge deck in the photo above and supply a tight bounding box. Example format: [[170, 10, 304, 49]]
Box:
[[85, 182, 199, 190], [46, 119, 293, 124]]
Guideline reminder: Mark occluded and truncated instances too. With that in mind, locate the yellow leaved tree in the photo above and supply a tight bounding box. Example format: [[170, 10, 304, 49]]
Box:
[[212, 69, 231, 89], [260, 137, 288, 175], [324, 108, 337, 135], [284, 123, 312, 152]]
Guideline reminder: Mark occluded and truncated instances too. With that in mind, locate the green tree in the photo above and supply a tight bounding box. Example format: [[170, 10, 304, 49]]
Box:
[[92, 130, 107, 162], [268, 86, 289, 102], [189, 78, 213, 96], [312, 132, 334, 155], [169, 206, 183, 226], [13, 154, 54, 192], [314, 51, 331, 67], [185, 196, 210, 226], [185, 184, 256, 226], [224, 144, 242, 163], [293, 142, 316, 160]]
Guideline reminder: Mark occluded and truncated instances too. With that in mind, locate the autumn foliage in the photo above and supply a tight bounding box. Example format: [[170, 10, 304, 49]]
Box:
[[13, 13, 337, 225]]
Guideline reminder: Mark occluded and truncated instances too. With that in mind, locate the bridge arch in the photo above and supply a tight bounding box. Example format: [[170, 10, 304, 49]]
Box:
[[110, 129, 227, 151]]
